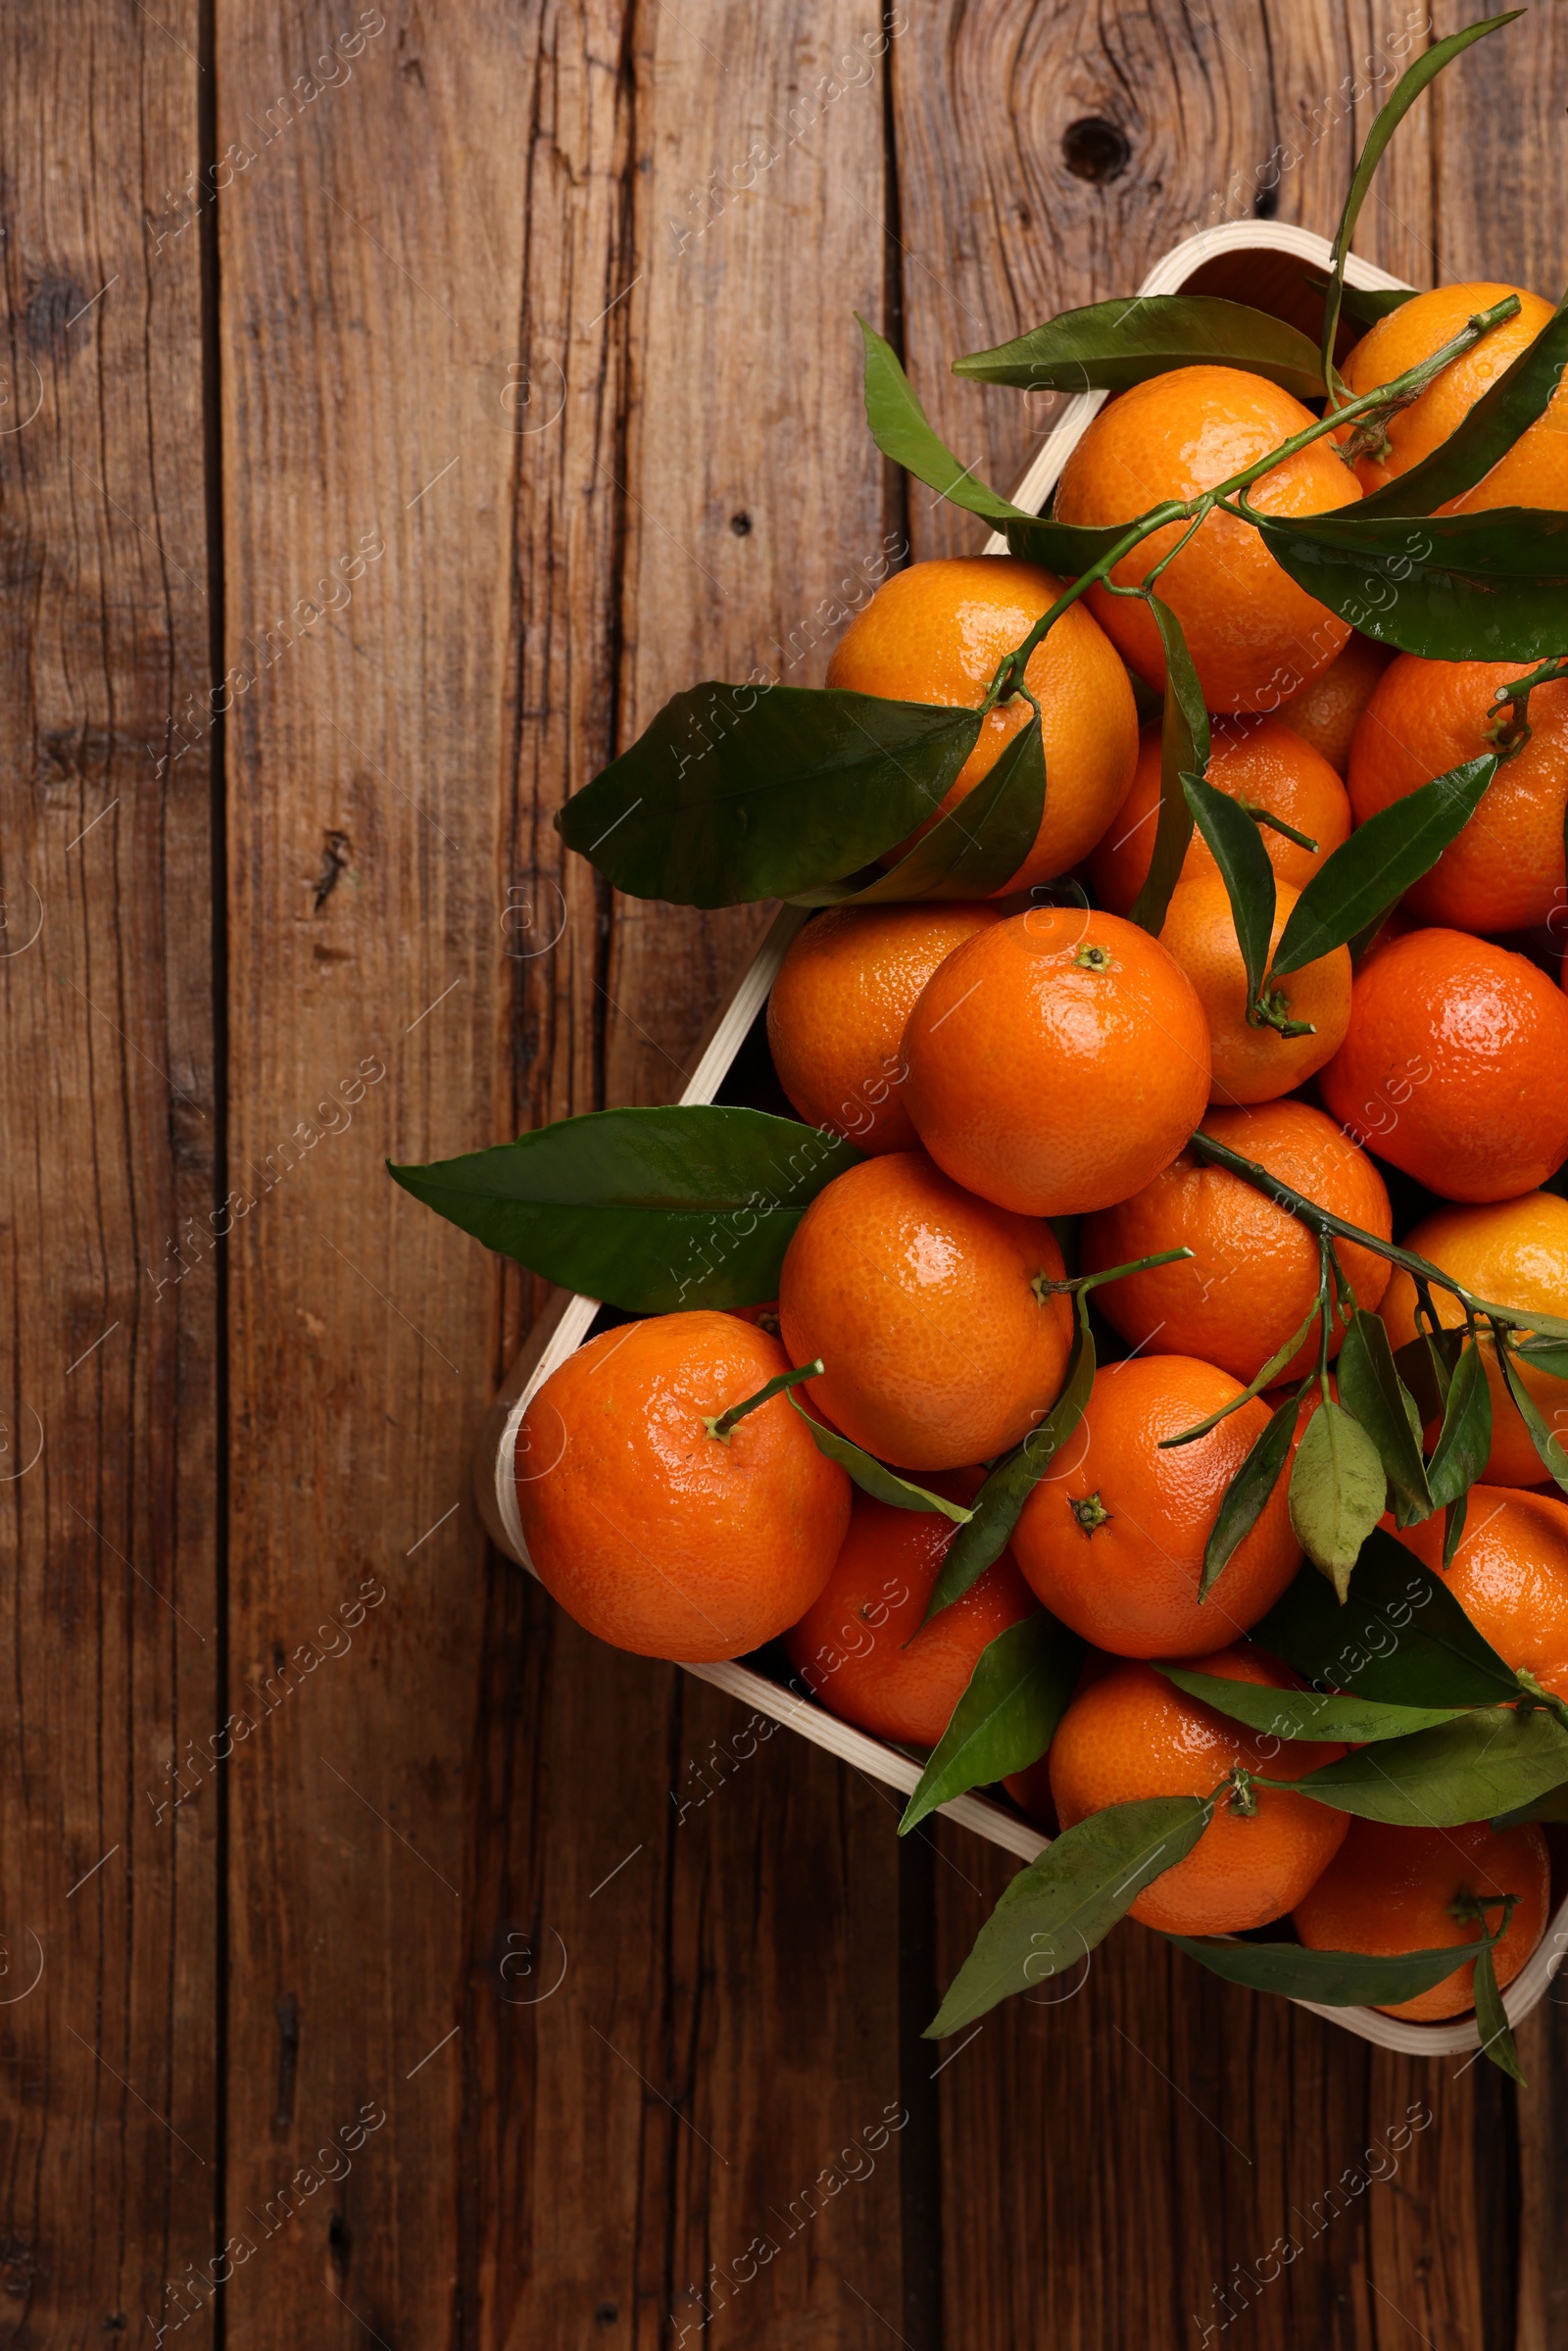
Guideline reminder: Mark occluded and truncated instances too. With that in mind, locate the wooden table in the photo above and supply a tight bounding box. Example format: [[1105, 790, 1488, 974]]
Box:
[[6, 3, 1567, 2342]]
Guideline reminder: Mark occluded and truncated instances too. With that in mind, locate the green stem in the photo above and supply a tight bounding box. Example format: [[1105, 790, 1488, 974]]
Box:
[[1487, 654, 1568, 759], [1513, 1671, 1568, 1734], [978, 298, 1523, 714], [1243, 804, 1318, 855], [705, 1358, 822, 1443], [1033, 1245, 1194, 1304]]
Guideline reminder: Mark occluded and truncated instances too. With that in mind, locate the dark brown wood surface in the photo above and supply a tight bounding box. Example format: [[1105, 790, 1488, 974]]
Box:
[[3, 2, 1565, 2344]]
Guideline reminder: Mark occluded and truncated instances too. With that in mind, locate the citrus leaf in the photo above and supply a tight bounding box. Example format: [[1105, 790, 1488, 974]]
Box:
[[1495, 1330, 1568, 1494], [1335, 1310, 1434, 1520], [1250, 509, 1568, 662], [783, 1394, 972, 1522], [557, 683, 982, 907], [1288, 1397, 1388, 1600], [1180, 769, 1276, 1001], [1358, 289, 1568, 519], [1154, 1664, 1471, 1745], [901, 1611, 1084, 1835], [1426, 1342, 1494, 1511], [1494, 1783, 1568, 1828], [388, 1104, 858, 1312], [1004, 511, 1144, 575], [1516, 1337, 1568, 1380], [1316, 11, 1522, 385], [1300, 269, 1416, 332], [1393, 1327, 1465, 1421], [1290, 1703, 1568, 1826], [925, 1794, 1212, 2036], [1129, 596, 1208, 937], [923, 1290, 1096, 1623], [1166, 1303, 1321, 1449], [791, 712, 1045, 907], [1167, 1915, 1511, 2008], [857, 314, 1029, 523], [954, 295, 1325, 399], [1269, 757, 1497, 977], [1253, 1529, 1520, 1709], [1471, 1938, 1527, 2082], [1201, 1389, 1302, 1598]]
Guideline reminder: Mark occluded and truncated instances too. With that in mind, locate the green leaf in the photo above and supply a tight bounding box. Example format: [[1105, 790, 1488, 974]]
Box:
[[1516, 1337, 1568, 1380], [1496, 1330, 1568, 1494], [1291, 1703, 1568, 1827], [784, 1393, 972, 1522], [1316, 11, 1522, 385], [857, 315, 1029, 522], [1471, 1938, 1527, 2082], [1167, 1915, 1512, 2009], [955, 295, 1325, 399], [1154, 1663, 1472, 1745], [1253, 1528, 1520, 1709], [1335, 1311, 1434, 1521], [901, 1612, 1084, 1835], [1180, 769, 1276, 1002], [1288, 1397, 1389, 1600], [1494, 1782, 1568, 1827], [1358, 289, 1568, 520], [1166, 1305, 1321, 1449], [1004, 511, 1143, 576], [923, 1291, 1096, 1622], [557, 683, 981, 907], [1270, 757, 1497, 977], [1251, 509, 1568, 663], [1201, 1389, 1302, 1598], [1426, 1342, 1494, 1511], [1128, 596, 1209, 937], [926, 1794, 1211, 2035], [1393, 1327, 1465, 1422], [791, 712, 1045, 907], [388, 1104, 858, 1312], [1300, 270, 1416, 333]]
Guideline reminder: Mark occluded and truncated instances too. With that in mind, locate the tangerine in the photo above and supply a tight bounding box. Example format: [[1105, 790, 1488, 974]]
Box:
[[1081, 1101, 1393, 1386], [1048, 1646, 1348, 1935], [1158, 873, 1351, 1104], [1283, 632, 1396, 774], [1378, 1192, 1568, 1486], [515, 1311, 851, 1662], [766, 903, 1001, 1151], [902, 906, 1210, 1216], [1053, 364, 1360, 712], [1294, 1818, 1550, 2022], [1318, 928, 1568, 1200], [1009, 1352, 1302, 1656], [823, 556, 1138, 889], [785, 1476, 1037, 1746], [777, 1151, 1074, 1472], [1348, 656, 1568, 933], [1339, 282, 1568, 507], [1390, 1484, 1568, 1698], [1089, 715, 1351, 916]]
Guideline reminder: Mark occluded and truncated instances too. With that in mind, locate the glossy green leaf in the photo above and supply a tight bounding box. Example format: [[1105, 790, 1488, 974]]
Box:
[[1516, 1337, 1568, 1380], [1426, 1342, 1494, 1511], [1288, 1397, 1388, 1600], [955, 296, 1325, 398], [926, 1794, 1212, 2036], [1253, 1528, 1520, 1709], [1335, 1310, 1433, 1521], [1201, 1389, 1302, 1598], [1179, 770, 1275, 1001], [1471, 1937, 1527, 2082], [1167, 1915, 1510, 2008], [857, 315, 1029, 522], [924, 1291, 1096, 1622], [1358, 290, 1568, 520], [901, 1611, 1084, 1835], [1155, 1664, 1471, 1745], [1129, 597, 1209, 937], [1251, 509, 1568, 662], [786, 1394, 973, 1522], [388, 1104, 858, 1312], [1270, 758, 1497, 977], [1004, 511, 1143, 576], [1292, 1703, 1568, 1826], [791, 712, 1045, 907], [1317, 12, 1521, 385], [1496, 1331, 1568, 1494], [557, 683, 981, 907]]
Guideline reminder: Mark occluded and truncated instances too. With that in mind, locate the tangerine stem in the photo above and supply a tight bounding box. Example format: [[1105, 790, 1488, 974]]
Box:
[[705, 1357, 822, 1444], [1032, 1246, 1194, 1303]]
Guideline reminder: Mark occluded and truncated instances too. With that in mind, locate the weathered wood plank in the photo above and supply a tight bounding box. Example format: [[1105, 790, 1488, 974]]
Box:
[[0, 0, 220, 2336]]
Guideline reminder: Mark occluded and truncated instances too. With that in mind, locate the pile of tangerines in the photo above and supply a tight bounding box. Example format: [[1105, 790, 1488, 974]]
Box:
[[400, 25, 1568, 2062]]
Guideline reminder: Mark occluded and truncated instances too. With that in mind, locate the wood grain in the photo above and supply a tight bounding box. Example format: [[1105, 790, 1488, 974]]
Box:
[[0, 0, 220, 2337]]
